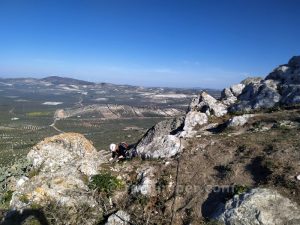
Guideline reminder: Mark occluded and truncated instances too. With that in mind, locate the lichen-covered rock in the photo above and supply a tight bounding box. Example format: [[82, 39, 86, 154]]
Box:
[[227, 114, 254, 127], [137, 135, 181, 159], [27, 133, 103, 176], [10, 133, 106, 224], [251, 79, 281, 109], [105, 210, 131, 225], [212, 188, 300, 225], [266, 56, 300, 85], [221, 88, 237, 106], [136, 117, 184, 158], [241, 77, 263, 86], [183, 111, 208, 131], [230, 83, 245, 97], [265, 65, 292, 83], [190, 92, 228, 117], [231, 79, 281, 112], [280, 84, 300, 104], [131, 167, 156, 196]]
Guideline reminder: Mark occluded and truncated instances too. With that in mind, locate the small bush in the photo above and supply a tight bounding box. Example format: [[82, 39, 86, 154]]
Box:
[[214, 165, 233, 179], [131, 194, 149, 207], [19, 194, 30, 204], [89, 172, 124, 194], [0, 190, 14, 207], [234, 185, 249, 195]]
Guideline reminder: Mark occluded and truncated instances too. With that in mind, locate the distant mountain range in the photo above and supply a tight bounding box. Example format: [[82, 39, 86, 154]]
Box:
[[41, 76, 95, 86], [0, 76, 219, 92]]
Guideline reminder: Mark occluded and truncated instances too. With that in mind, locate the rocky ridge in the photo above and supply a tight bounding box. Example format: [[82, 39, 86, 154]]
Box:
[[136, 56, 300, 158]]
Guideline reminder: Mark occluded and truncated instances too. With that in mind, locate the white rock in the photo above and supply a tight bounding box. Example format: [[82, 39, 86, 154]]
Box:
[[137, 133, 182, 158], [183, 111, 208, 131], [190, 92, 228, 117], [11, 133, 106, 223], [230, 83, 245, 97], [131, 167, 156, 196], [16, 176, 29, 187], [106, 210, 131, 225], [227, 114, 254, 127], [213, 188, 300, 225], [136, 118, 184, 158]]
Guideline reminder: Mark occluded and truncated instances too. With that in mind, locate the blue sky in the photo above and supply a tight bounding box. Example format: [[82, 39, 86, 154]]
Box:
[[0, 0, 300, 88]]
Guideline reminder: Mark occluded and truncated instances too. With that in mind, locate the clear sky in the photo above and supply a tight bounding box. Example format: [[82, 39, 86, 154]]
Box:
[[0, 0, 300, 88]]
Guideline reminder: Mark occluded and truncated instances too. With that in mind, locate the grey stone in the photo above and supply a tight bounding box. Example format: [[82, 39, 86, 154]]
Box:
[[137, 134, 182, 159], [213, 188, 300, 225], [230, 83, 245, 97], [136, 117, 184, 158], [241, 77, 263, 86], [190, 92, 228, 117], [183, 111, 208, 131], [10, 133, 105, 223], [131, 167, 156, 196], [227, 114, 254, 127], [280, 84, 300, 104], [106, 210, 131, 225]]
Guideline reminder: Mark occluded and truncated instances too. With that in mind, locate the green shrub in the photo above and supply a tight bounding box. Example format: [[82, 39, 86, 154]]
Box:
[[19, 194, 30, 204], [89, 172, 124, 194], [0, 190, 14, 208], [234, 185, 249, 195], [130, 194, 149, 207]]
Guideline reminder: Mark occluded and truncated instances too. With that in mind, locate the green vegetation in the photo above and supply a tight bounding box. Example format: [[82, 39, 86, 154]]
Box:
[[234, 185, 250, 195], [130, 193, 149, 207], [19, 194, 30, 204], [89, 172, 124, 194], [214, 164, 233, 179], [0, 190, 14, 208]]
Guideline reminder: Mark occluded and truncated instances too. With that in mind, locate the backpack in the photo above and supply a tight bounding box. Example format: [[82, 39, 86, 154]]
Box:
[[119, 142, 129, 150]]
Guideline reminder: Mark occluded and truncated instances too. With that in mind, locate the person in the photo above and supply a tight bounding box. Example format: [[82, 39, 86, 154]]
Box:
[[109, 142, 128, 162]]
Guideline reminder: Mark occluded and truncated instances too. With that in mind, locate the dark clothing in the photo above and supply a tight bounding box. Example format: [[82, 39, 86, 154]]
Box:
[[112, 144, 127, 159]]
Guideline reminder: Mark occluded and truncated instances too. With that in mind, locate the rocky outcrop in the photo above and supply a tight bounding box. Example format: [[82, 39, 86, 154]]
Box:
[[10, 133, 106, 223], [183, 111, 208, 131], [136, 117, 184, 158], [137, 134, 182, 159], [266, 56, 300, 84], [221, 83, 246, 106], [229, 56, 300, 112], [26, 133, 103, 176], [231, 79, 281, 112], [190, 92, 228, 117], [135, 56, 300, 158], [212, 188, 300, 225], [230, 83, 245, 97]]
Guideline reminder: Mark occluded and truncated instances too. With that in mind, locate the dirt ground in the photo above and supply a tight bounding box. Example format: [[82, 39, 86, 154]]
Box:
[[111, 108, 300, 224]]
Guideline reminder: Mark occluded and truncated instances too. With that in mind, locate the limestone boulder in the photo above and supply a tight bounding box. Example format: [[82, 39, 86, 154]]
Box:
[[183, 111, 208, 131], [227, 114, 254, 127], [190, 92, 228, 117], [136, 117, 184, 158], [10, 133, 106, 224], [105, 210, 131, 225], [212, 188, 300, 225]]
